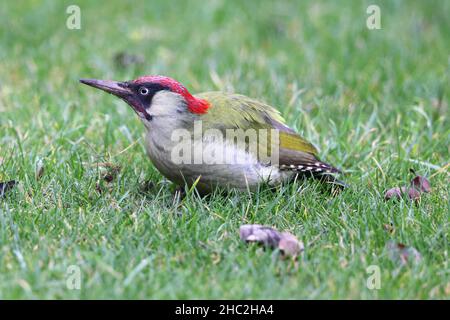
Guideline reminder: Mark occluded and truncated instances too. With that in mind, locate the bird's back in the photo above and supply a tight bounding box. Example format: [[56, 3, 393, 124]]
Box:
[[195, 91, 319, 155], [195, 91, 340, 177], [195, 92, 284, 130]]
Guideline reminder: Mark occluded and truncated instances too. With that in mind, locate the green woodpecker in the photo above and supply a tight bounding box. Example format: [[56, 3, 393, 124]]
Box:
[[80, 75, 342, 193]]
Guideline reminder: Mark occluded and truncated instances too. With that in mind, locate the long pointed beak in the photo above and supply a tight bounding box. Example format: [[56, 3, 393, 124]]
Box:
[[80, 78, 151, 121], [79, 78, 131, 98]]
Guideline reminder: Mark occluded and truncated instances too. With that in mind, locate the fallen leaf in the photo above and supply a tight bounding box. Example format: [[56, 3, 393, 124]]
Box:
[[239, 224, 304, 257], [384, 187, 402, 200], [240, 224, 281, 247], [278, 232, 304, 257], [0, 180, 17, 197], [411, 175, 431, 193], [386, 241, 422, 265], [384, 186, 421, 202], [384, 171, 431, 203], [114, 52, 145, 69], [406, 187, 421, 201]]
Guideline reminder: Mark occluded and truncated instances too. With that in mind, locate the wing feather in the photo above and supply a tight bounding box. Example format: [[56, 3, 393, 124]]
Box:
[[195, 92, 340, 174]]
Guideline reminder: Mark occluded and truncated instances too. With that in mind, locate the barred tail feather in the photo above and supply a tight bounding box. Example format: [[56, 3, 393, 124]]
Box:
[[279, 160, 341, 174], [279, 160, 347, 188]]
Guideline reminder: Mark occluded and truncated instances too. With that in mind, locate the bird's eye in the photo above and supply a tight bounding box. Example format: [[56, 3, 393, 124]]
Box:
[[139, 87, 149, 95]]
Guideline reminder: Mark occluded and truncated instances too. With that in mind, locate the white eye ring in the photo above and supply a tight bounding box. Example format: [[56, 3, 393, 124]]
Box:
[[139, 87, 149, 95]]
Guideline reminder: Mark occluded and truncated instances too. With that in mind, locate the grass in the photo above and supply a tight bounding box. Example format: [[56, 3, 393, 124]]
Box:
[[0, 0, 449, 299]]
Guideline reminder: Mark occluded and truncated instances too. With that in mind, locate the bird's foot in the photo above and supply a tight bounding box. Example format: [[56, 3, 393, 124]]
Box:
[[172, 185, 186, 205]]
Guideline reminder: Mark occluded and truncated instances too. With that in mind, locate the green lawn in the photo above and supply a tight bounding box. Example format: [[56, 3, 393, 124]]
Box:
[[0, 0, 448, 299]]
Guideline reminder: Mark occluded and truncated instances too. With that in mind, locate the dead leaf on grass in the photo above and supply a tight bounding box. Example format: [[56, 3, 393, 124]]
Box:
[[239, 224, 304, 258], [410, 175, 431, 193], [384, 186, 420, 201], [386, 241, 422, 265], [384, 170, 431, 203], [113, 52, 145, 69]]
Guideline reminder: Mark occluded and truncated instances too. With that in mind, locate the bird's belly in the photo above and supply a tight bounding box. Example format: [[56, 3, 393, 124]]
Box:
[[145, 135, 293, 191]]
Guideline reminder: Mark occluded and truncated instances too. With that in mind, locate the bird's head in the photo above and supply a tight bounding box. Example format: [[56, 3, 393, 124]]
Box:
[[80, 75, 209, 125]]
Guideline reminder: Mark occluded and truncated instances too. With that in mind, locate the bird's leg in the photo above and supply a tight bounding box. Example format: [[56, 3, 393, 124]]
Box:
[[172, 185, 186, 204], [318, 174, 348, 195]]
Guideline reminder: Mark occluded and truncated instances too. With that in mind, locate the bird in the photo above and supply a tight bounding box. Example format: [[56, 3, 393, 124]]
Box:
[[80, 75, 343, 194]]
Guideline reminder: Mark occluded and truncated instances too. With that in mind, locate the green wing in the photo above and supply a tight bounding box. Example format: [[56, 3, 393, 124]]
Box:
[[195, 92, 340, 174], [196, 92, 283, 129], [196, 91, 319, 157]]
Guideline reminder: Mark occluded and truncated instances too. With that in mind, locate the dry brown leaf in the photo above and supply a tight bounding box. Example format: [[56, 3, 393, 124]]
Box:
[[384, 186, 421, 202], [406, 187, 421, 201], [114, 52, 145, 69], [239, 224, 304, 257], [384, 187, 402, 200], [278, 232, 304, 257], [386, 241, 422, 265], [411, 175, 431, 193], [384, 171, 431, 203]]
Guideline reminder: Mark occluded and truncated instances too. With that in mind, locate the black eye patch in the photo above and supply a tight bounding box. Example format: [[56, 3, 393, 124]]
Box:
[[130, 82, 171, 109]]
